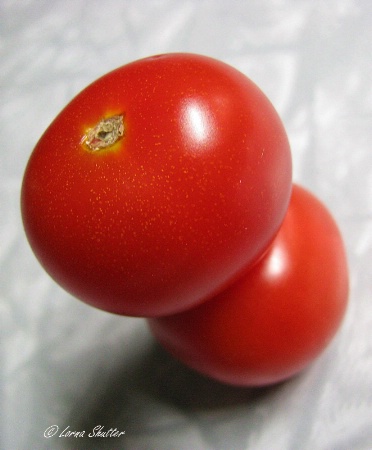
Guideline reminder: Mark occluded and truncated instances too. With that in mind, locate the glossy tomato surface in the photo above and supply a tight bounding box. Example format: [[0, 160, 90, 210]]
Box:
[[148, 185, 349, 385], [21, 53, 292, 317]]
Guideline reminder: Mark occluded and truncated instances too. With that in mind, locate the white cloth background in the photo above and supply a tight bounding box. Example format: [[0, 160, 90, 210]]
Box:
[[1, 1, 371, 449]]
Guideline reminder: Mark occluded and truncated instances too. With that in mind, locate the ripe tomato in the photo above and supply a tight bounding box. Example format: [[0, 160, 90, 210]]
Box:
[[148, 185, 349, 386], [21, 53, 291, 317]]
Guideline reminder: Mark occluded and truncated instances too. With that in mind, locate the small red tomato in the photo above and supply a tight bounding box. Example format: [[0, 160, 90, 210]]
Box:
[[21, 53, 291, 317], [148, 184, 349, 386]]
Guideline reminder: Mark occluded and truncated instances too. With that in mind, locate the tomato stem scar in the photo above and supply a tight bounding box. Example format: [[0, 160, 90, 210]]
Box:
[[83, 115, 124, 151]]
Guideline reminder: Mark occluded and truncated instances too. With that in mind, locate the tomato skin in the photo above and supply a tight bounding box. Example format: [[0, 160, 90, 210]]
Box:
[[148, 185, 349, 386], [21, 53, 291, 317]]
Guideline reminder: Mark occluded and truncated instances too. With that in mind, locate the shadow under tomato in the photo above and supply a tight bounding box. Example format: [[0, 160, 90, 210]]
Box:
[[133, 340, 282, 409], [63, 332, 289, 450]]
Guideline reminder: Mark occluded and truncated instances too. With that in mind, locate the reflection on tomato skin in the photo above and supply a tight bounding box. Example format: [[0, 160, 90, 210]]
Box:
[[149, 184, 349, 386]]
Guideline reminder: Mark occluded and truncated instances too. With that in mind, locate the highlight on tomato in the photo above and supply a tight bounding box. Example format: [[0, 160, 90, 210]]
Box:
[[148, 184, 349, 386], [21, 53, 292, 317]]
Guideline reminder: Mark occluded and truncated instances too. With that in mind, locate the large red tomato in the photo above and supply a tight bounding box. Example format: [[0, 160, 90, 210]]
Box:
[[148, 185, 349, 385], [21, 53, 291, 317]]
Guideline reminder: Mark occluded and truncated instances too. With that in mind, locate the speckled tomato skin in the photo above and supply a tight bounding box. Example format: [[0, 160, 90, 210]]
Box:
[[21, 53, 292, 317]]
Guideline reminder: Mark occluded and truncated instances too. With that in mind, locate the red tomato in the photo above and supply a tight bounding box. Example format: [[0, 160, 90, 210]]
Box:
[[148, 184, 349, 386], [21, 53, 291, 317]]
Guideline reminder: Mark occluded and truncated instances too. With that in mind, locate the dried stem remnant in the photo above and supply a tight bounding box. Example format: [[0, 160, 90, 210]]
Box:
[[84, 115, 124, 151]]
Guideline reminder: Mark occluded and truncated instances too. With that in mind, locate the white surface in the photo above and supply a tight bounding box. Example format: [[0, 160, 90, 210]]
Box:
[[1, 1, 372, 449]]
